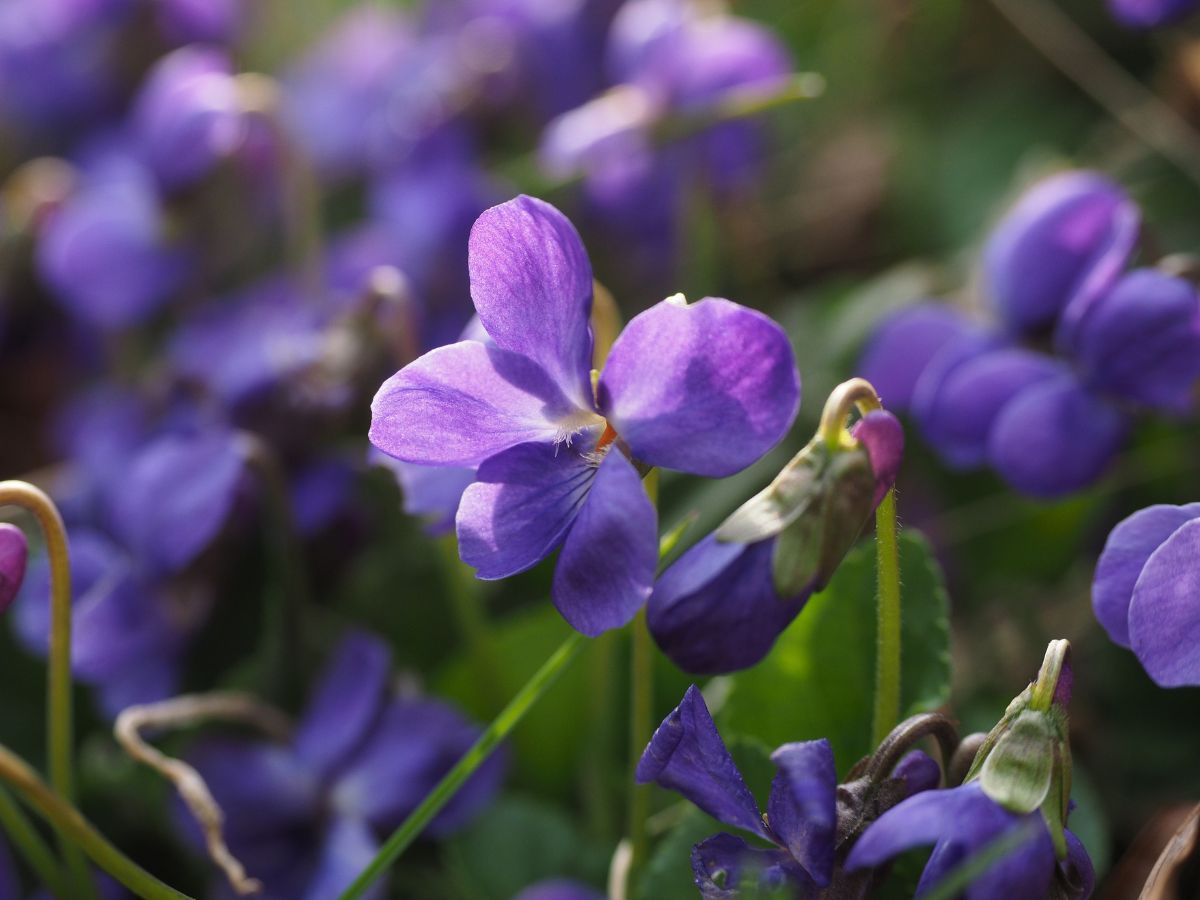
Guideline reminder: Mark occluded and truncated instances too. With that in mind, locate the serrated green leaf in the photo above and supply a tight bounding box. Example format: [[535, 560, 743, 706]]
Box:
[[721, 530, 951, 775]]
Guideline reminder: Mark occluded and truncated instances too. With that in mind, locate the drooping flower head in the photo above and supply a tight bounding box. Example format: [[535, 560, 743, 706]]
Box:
[[181, 631, 505, 898], [370, 195, 799, 635], [1093, 503, 1200, 687], [648, 381, 902, 674]]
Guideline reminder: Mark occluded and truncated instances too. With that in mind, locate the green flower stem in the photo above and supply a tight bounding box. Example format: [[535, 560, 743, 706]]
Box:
[[0, 787, 71, 897], [0, 742, 192, 900], [0, 481, 96, 899], [437, 535, 506, 714], [871, 487, 902, 747], [339, 631, 589, 900], [627, 468, 661, 892]]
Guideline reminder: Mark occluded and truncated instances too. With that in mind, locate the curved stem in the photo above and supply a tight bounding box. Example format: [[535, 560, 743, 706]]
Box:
[[0, 742, 192, 899], [0, 481, 95, 898], [864, 712, 960, 783], [0, 787, 71, 897], [339, 631, 589, 900], [871, 487, 902, 747], [818, 378, 883, 449]]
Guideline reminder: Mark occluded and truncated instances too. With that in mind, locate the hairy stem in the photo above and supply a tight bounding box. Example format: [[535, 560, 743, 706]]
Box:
[[871, 488, 902, 747]]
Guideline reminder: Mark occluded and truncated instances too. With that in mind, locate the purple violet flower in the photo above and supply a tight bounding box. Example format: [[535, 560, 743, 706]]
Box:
[[130, 46, 246, 191], [0, 523, 28, 615], [1093, 503, 1200, 687], [369, 195, 799, 636], [846, 781, 1094, 900], [983, 171, 1139, 336], [156, 0, 246, 43], [648, 410, 902, 674], [513, 881, 605, 900], [35, 154, 190, 330], [1108, 0, 1198, 27], [638, 686, 939, 897], [181, 631, 505, 899]]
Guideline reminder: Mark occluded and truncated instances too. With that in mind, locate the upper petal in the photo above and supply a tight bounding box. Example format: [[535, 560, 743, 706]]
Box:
[[858, 304, 979, 412], [987, 374, 1129, 498], [456, 439, 600, 580], [983, 171, 1139, 335], [468, 196, 595, 409], [293, 630, 392, 781], [1071, 269, 1200, 413], [852, 410, 905, 508], [647, 534, 809, 675], [767, 740, 837, 885], [598, 296, 800, 477], [370, 341, 595, 467], [1092, 503, 1200, 648], [551, 449, 657, 636], [1128, 517, 1200, 687], [636, 685, 769, 839]]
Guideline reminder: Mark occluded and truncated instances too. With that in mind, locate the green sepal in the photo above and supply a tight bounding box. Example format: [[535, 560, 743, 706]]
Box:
[[978, 710, 1056, 814], [716, 437, 831, 544]]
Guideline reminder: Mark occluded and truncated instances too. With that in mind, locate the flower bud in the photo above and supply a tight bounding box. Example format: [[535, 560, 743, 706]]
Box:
[[0, 523, 29, 614]]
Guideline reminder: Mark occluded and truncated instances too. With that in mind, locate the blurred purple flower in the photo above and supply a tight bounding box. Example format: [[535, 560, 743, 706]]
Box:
[[131, 46, 246, 190], [983, 171, 1139, 335], [370, 195, 798, 636], [648, 411, 901, 674], [35, 155, 190, 330], [1093, 503, 1200, 687], [513, 881, 605, 900], [0, 524, 28, 615], [156, 0, 246, 43], [182, 631, 505, 899], [846, 782, 1094, 900], [1109, 0, 1198, 27]]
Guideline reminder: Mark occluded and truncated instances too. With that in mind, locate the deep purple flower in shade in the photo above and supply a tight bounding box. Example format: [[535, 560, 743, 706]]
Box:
[[513, 881, 605, 900], [131, 46, 246, 190], [0, 524, 28, 615], [156, 0, 245, 43], [182, 631, 505, 899], [983, 171, 1139, 335], [637, 686, 836, 895], [846, 782, 1094, 900], [1093, 503, 1200, 687], [35, 155, 190, 330], [370, 195, 799, 636], [638, 687, 940, 897], [1109, 0, 1198, 27], [648, 411, 902, 674]]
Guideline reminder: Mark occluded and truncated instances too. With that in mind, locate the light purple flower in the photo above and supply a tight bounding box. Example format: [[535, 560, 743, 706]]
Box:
[[0, 524, 28, 615], [1093, 503, 1200, 687], [370, 195, 799, 635], [182, 631, 505, 898], [156, 0, 245, 43]]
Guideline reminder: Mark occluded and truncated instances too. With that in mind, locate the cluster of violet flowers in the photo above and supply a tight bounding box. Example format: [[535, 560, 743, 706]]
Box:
[[860, 170, 1200, 499]]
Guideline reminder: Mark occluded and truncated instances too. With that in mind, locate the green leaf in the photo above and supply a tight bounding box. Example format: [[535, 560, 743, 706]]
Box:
[[443, 794, 607, 900], [721, 530, 951, 775]]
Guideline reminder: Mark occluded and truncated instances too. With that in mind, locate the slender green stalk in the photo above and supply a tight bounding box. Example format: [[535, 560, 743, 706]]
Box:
[[339, 631, 588, 900], [0, 743, 192, 900], [627, 611, 654, 888], [0, 787, 71, 897], [871, 488, 902, 746], [627, 467, 660, 892], [438, 535, 505, 714], [0, 481, 96, 898]]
